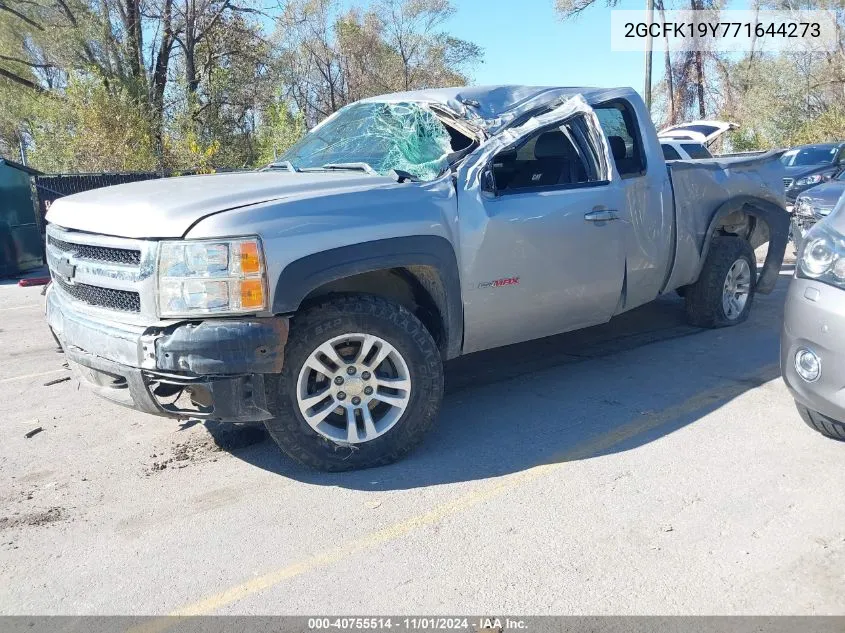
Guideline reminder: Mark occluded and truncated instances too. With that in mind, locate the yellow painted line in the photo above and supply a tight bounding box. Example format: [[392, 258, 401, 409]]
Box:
[[0, 368, 66, 385], [0, 303, 41, 312], [130, 363, 779, 629]]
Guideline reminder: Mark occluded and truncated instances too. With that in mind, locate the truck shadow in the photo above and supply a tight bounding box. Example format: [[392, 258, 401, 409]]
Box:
[[205, 277, 788, 490]]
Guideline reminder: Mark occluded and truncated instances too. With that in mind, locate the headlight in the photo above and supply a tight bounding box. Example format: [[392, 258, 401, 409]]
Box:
[[158, 238, 267, 317], [794, 174, 825, 187], [797, 224, 845, 288], [795, 197, 815, 217]]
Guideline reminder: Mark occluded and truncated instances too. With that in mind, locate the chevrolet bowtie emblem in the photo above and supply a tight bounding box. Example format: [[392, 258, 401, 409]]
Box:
[[55, 257, 76, 282]]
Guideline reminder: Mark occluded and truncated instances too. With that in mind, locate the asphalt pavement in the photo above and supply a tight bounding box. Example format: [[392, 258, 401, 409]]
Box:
[[1, 265, 843, 615]]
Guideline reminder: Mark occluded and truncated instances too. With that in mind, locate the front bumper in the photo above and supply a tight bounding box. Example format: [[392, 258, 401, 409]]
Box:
[[786, 184, 821, 204], [781, 277, 845, 423], [46, 286, 288, 421]]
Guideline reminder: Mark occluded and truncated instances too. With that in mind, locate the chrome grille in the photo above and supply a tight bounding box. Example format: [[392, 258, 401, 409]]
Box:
[[46, 224, 157, 321], [47, 235, 141, 266], [52, 275, 141, 312], [783, 177, 794, 189]]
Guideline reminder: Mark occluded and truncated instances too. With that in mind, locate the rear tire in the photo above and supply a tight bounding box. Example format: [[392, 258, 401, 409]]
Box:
[[796, 403, 845, 442], [685, 236, 756, 328], [264, 294, 443, 471]]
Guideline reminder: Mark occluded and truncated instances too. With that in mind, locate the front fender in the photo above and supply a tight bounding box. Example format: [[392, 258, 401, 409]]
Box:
[[271, 235, 463, 359]]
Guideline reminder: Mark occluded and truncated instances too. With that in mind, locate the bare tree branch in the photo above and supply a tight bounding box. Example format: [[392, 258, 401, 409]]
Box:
[[0, 2, 45, 30]]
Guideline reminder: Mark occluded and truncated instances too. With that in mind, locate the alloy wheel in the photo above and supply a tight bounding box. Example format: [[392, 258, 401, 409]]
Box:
[[296, 333, 412, 443], [722, 258, 752, 320]]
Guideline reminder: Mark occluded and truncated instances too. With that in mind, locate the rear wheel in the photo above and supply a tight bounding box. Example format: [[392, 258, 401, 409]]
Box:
[[796, 403, 845, 442], [264, 294, 443, 471], [685, 236, 756, 328]]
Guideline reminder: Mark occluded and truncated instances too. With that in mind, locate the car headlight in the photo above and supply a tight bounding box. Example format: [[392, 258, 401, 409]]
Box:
[[797, 224, 845, 288], [795, 197, 815, 217], [794, 174, 826, 187], [157, 238, 267, 317]]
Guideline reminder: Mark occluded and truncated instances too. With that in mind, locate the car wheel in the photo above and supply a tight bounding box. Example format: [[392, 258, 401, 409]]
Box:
[[795, 403, 845, 441], [264, 294, 443, 471], [684, 236, 756, 328]]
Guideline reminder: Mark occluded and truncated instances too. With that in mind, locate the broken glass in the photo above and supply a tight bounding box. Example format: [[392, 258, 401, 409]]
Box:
[[278, 102, 453, 182]]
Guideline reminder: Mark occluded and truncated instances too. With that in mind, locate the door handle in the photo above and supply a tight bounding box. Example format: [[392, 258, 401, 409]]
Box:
[[584, 209, 619, 222]]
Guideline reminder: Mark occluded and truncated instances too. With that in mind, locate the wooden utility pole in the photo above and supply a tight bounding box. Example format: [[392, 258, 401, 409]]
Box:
[[644, 0, 654, 112]]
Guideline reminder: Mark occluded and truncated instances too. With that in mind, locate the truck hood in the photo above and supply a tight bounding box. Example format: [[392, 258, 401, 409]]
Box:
[[46, 170, 396, 239], [783, 164, 839, 179]]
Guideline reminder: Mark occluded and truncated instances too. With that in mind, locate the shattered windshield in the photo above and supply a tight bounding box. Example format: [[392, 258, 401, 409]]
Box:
[[276, 102, 454, 182]]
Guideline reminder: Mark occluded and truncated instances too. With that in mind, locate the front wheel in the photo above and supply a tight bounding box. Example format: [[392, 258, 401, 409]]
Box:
[[684, 236, 756, 328], [264, 295, 444, 471]]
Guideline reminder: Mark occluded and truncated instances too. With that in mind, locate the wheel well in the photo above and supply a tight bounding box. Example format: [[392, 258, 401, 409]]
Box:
[[715, 204, 771, 250], [301, 267, 448, 356]]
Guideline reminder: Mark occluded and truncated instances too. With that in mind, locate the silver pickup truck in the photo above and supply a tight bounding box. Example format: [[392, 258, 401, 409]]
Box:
[[44, 85, 788, 471]]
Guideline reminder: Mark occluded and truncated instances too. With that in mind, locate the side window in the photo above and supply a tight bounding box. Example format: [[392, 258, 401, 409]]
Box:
[[594, 100, 646, 178], [491, 116, 604, 193], [661, 144, 682, 161]]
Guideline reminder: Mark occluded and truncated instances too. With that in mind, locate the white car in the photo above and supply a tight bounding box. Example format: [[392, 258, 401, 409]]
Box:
[[658, 120, 738, 161], [660, 139, 712, 160]]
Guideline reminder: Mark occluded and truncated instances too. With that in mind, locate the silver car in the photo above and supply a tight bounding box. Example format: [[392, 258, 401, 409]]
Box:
[[782, 195, 845, 441], [791, 174, 845, 250]]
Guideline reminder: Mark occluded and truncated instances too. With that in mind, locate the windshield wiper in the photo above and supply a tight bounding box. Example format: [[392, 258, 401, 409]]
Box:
[[261, 160, 298, 172], [300, 162, 420, 182], [321, 162, 377, 175]]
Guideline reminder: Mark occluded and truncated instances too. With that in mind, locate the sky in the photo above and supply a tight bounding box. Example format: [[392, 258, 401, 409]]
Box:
[[444, 0, 652, 96]]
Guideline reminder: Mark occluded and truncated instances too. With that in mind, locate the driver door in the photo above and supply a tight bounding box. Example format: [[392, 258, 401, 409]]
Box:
[[457, 101, 628, 353]]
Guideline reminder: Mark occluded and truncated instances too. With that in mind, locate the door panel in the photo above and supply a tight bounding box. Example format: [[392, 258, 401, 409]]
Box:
[[459, 184, 627, 353], [456, 97, 628, 353]]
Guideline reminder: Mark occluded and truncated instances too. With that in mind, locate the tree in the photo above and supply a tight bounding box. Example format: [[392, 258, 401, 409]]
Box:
[[0, 0, 482, 171], [254, 100, 306, 165], [274, 0, 481, 127], [27, 72, 158, 172]]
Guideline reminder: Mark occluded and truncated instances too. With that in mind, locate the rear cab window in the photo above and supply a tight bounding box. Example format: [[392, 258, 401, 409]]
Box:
[[594, 100, 647, 178]]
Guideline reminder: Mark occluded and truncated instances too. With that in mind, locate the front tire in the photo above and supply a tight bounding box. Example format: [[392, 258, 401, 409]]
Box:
[[264, 295, 443, 471], [685, 236, 756, 328], [796, 403, 845, 442]]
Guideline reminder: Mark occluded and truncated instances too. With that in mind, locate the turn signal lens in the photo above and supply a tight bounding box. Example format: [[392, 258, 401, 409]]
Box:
[[239, 241, 261, 275], [239, 279, 265, 310]]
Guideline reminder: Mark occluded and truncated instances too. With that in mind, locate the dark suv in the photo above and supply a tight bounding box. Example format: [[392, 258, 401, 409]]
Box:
[[782, 143, 845, 203]]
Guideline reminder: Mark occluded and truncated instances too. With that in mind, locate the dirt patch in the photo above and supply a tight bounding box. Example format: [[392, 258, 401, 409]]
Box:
[[0, 506, 66, 531], [144, 423, 268, 475]]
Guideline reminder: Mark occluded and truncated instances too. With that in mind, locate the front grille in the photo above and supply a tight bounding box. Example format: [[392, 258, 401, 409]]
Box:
[[52, 275, 141, 312], [783, 178, 794, 189], [48, 235, 141, 266]]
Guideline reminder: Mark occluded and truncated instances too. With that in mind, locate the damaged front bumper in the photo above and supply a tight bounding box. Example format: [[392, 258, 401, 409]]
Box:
[[790, 214, 816, 252], [45, 286, 288, 422]]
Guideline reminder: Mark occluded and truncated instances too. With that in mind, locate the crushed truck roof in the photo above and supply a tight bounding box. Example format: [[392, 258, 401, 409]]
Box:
[[358, 85, 641, 133]]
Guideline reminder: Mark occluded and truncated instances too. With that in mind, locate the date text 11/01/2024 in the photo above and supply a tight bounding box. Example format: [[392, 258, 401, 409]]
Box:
[[307, 618, 528, 630]]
